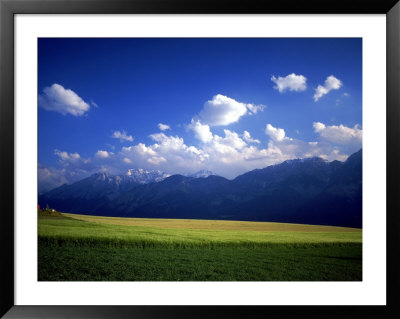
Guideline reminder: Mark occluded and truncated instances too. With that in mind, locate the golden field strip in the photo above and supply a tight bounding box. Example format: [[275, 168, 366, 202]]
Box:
[[62, 213, 362, 233]]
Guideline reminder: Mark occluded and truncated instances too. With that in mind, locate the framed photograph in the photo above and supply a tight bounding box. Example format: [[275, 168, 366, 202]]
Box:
[[1, 0, 399, 318]]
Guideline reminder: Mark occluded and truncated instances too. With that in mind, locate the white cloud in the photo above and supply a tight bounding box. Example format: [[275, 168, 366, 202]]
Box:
[[112, 131, 133, 142], [188, 119, 213, 143], [265, 124, 291, 142], [120, 133, 208, 174], [246, 103, 266, 115], [198, 94, 265, 126], [314, 75, 342, 101], [90, 100, 99, 108], [123, 157, 132, 164], [262, 136, 350, 165], [149, 133, 185, 151], [42, 120, 362, 186], [271, 73, 307, 93], [313, 122, 362, 150], [313, 122, 326, 133], [242, 131, 260, 144], [129, 143, 157, 157], [147, 156, 167, 165], [158, 123, 171, 131], [53, 149, 94, 175], [213, 130, 247, 151], [54, 149, 81, 161], [38, 83, 90, 116], [95, 150, 111, 159]]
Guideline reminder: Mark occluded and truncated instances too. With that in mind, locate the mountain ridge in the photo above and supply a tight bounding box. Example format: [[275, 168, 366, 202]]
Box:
[[39, 149, 362, 227]]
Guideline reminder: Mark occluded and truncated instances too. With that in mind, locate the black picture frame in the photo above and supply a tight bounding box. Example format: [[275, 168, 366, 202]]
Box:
[[1, 0, 399, 318]]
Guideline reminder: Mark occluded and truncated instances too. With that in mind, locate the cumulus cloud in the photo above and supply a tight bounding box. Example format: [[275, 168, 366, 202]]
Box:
[[198, 94, 265, 126], [127, 143, 157, 157], [54, 149, 81, 162], [242, 131, 260, 144], [313, 122, 326, 133], [196, 128, 346, 178], [188, 119, 213, 143], [119, 133, 208, 174], [314, 75, 342, 101], [53, 149, 95, 176], [265, 124, 291, 142], [270, 139, 349, 163], [261, 124, 353, 164], [38, 83, 90, 116], [112, 130, 134, 142], [42, 120, 362, 187], [313, 122, 362, 152], [95, 150, 112, 159], [123, 157, 132, 164], [149, 133, 185, 150], [271, 73, 307, 93], [147, 156, 167, 165], [246, 103, 266, 115], [158, 123, 171, 131], [213, 130, 247, 151]]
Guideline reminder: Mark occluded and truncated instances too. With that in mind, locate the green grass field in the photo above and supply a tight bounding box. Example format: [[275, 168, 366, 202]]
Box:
[[38, 212, 362, 281]]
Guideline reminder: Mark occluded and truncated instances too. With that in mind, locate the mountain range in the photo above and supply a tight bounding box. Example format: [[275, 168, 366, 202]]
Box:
[[38, 149, 362, 227]]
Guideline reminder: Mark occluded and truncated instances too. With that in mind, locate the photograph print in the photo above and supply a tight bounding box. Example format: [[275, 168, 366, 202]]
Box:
[[37, 38, 362, 281]]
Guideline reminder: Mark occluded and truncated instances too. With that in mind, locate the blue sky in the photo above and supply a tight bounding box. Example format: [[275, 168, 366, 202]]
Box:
[[38, 38, 362, 192]]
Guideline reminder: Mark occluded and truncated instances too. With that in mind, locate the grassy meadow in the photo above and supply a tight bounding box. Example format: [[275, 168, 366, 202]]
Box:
[[38, 211, 362, 281]]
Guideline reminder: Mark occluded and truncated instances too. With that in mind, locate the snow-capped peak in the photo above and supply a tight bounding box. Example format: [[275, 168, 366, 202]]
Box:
[[125, 168, 170, 184]]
